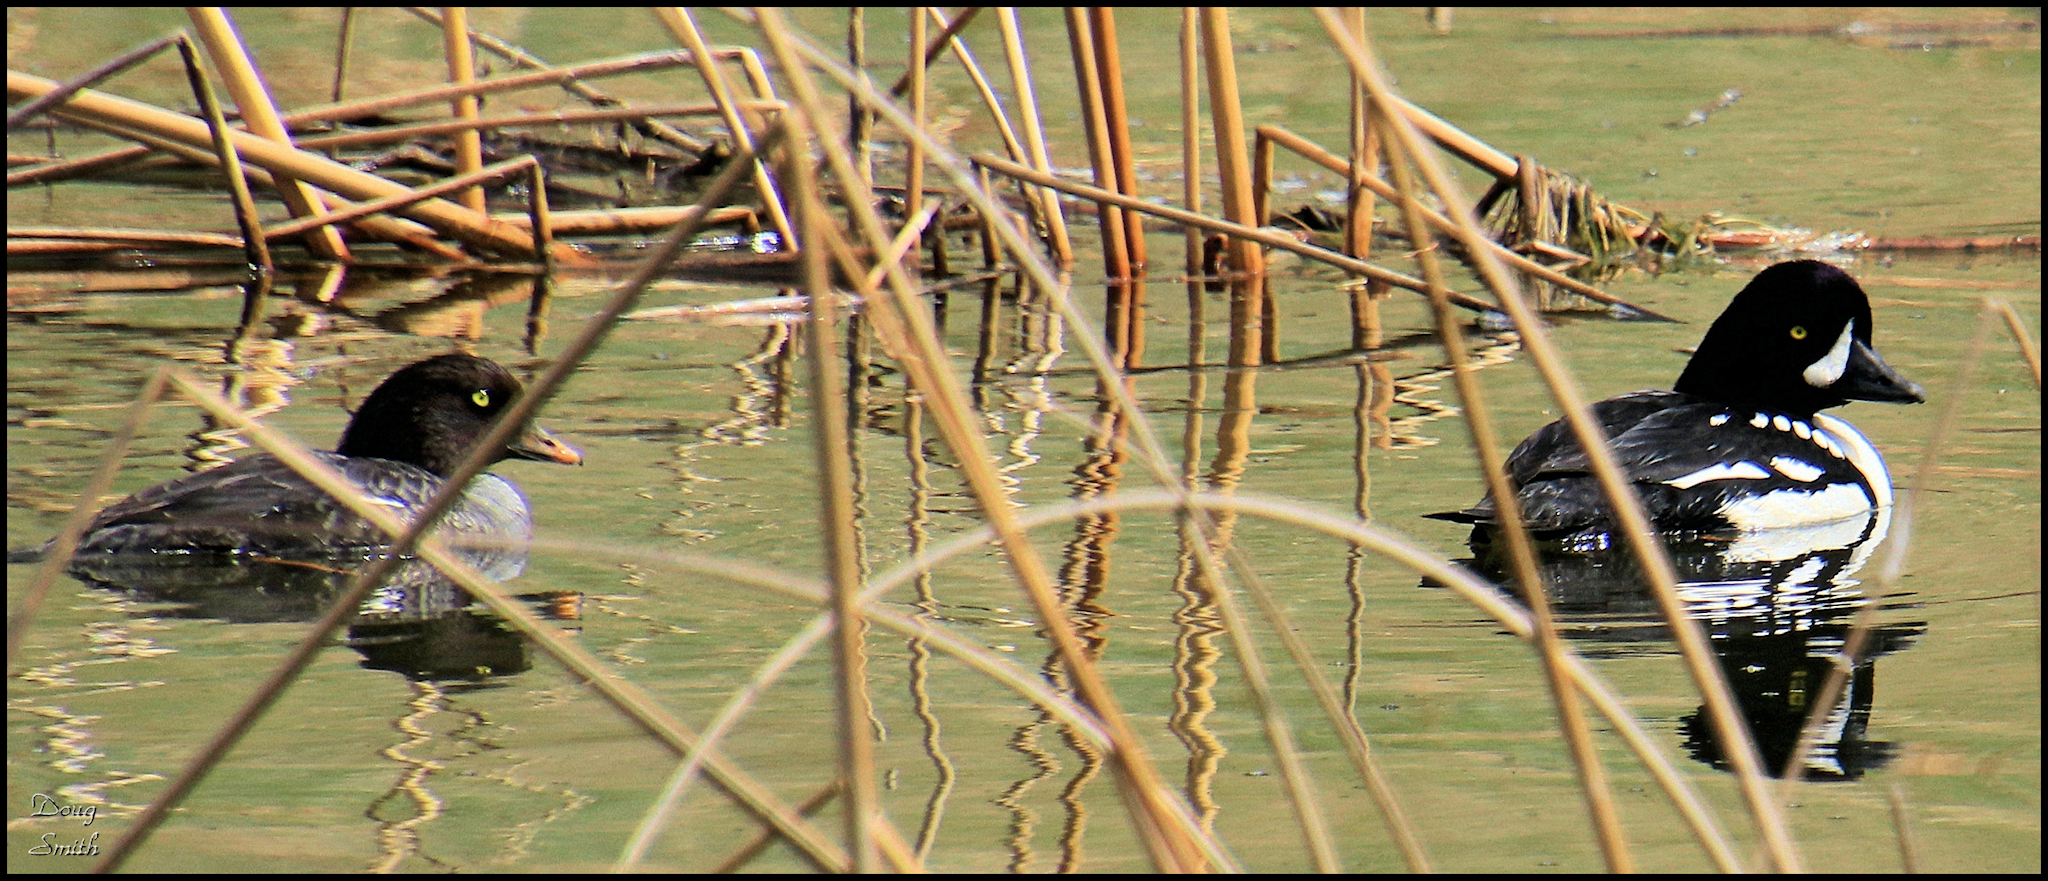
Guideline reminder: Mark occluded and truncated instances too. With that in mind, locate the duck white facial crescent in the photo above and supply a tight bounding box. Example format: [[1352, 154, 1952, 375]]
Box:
[[1803, 321, 1854, 388]]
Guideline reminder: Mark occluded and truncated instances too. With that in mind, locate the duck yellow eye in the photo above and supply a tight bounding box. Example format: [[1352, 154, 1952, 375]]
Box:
[[471, 389, 492, 408], [1789, 326, 1808, 340]]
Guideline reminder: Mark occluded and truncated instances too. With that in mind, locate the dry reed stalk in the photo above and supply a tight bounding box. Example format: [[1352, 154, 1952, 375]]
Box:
[[887, 6, 981, 95], [1250, 131, 1283, 361], [1341, 8, 1374, 262], [1179, 10, 1204, 278], [749, 9, 1216, 870], [329, 7, 354, 104], [1379, 94, 1637, 873], [973, 154, 1500, 313], [493, 204, 758, 236], [654, 8, 798, 247], [1348, 139, 1390, 349], [1390, 90, 1518, 178], [6, 228, 244, 248], [14, 49, 705, 184], [995, 8, 1073, 267], [781, 113, 885, 873], [1887, 784, 1923, 872], [921, 7, 1061, 260], [1199, 8, 1266, 371], [1197, 8, 1261, 279], [258, 154, 535, 242], [174, 34, 271, 274], [526, 162, 553, 278], [3, 31, 181, 129], [439, 7, 487, 215], [284, 49, 699, 127], [1318, 11, 1790, 871], [404, 6, 713, 154], [294, 100, 777, 150], [4, 146, 155, 186], [1254, 124, 1678, 321], [188, 8, 349, 260], [1515, 155, 1552, 306], [1090, 7, 1147, 275], [845, 8, 871, 183], [906, 7, 928, 272], [1252, 126, 1275, 229], [7, 70, 568, 263], [1064, 8, 1132, 284], [1991, 298, 2042, 385]]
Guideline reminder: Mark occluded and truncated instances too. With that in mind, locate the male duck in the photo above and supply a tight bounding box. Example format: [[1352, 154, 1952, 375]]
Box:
[[55, 353, 581, 586], [1434, 260, 1924, 542]]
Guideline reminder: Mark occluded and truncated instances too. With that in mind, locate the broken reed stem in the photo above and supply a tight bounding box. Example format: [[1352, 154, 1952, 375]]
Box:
[[187, 7, 349, 260], [1065, 8, 1132, 283], [4, 30, 182, 129], [1199, 7, 1265, 286], [440, 6, 486, 215], [906, 7, 927, 270], [329, 7, 355, 104], [922, 6, 1062, 257], [887, 6, 981, 96], [294, 101, 777, 150], [174, 33, 271, 274], [653, 7, 799, 248], [526, 162, 553, 278], [1254, 124, 1678, 321], [1989, 298, 2042, 385], [1091, 7, 1146, 273], [995, 7, 1073, 268], [1316, 10, 1793, 871], [15, 48, 707, 189], [7, 69, 569, 261], [1179, 9, 1204, 278], [973, 154, 1499, 313], [259, 155, 535, 243], [403, 6, 713, 153]]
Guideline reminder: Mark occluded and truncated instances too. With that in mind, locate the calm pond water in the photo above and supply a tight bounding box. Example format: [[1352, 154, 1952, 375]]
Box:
[[8, 8, 2039, 873]]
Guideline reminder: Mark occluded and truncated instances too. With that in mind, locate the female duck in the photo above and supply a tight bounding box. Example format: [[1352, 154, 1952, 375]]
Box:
[[1436, 260, 1924, 542], [58, 353, 581, 586]]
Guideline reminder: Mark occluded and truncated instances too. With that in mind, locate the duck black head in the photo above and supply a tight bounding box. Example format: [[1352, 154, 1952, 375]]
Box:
[[336, 353, 582, 478], [1674, 260, 1925, 416]]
